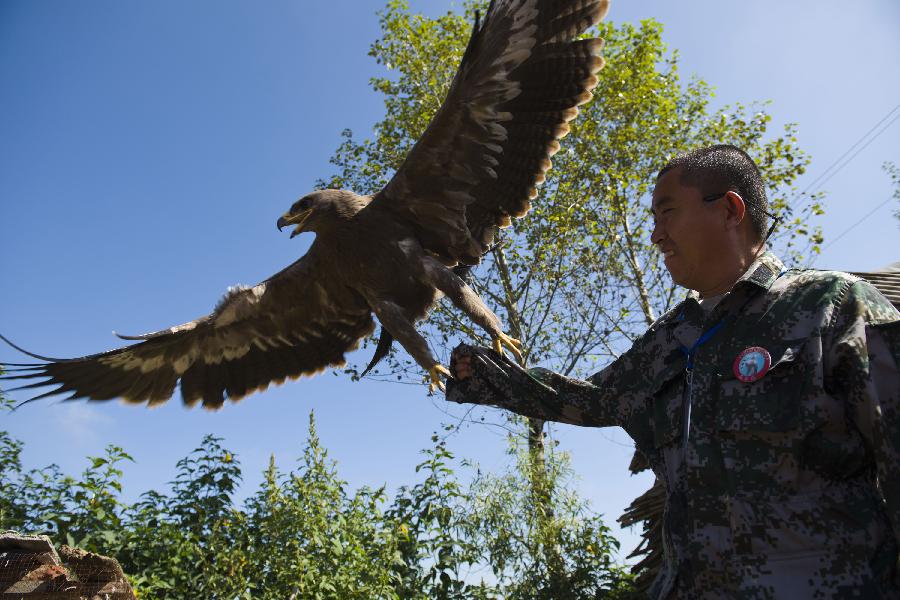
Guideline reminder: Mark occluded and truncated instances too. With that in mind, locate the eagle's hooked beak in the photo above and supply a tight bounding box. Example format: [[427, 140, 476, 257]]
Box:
[[277, 209, 313, 239]]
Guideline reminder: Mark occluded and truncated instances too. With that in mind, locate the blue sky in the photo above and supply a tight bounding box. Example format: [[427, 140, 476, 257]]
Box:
[[1, 0, 898, 559]]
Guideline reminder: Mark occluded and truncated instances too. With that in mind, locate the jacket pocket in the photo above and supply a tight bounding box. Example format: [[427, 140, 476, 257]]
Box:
[[716, 339, 809, 433], [650, 362, 686, 449]]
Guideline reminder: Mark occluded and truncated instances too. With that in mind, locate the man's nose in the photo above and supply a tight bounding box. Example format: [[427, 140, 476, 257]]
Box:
[[650, 221, 664, 245]]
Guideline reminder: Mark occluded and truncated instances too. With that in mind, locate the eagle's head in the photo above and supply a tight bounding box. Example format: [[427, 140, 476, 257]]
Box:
[[277, 189, 366, 237]]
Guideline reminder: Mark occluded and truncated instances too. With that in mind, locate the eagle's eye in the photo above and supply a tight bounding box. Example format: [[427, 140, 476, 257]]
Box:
[[296, 198, 311, 212]]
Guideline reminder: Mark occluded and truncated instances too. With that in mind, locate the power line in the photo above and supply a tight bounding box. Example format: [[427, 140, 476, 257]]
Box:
[[799, 101, 900, 197], [821, 194, 896, 251], [810, 109, 900, 195], [796, 101, 900, 261]]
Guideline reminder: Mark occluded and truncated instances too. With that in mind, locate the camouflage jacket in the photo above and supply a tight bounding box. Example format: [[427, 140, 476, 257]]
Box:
[[446, 252, 900, 599]]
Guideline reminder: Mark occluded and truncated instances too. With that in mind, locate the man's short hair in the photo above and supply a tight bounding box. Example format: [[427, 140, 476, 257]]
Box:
[[657, 145, 769, 241]]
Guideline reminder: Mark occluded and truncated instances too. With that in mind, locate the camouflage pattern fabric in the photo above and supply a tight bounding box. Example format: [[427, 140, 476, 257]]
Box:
[[447, 251, 900, 599]]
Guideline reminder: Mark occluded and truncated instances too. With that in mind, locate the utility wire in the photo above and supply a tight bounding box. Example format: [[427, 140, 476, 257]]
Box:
[[799, 101, 900, 197], [810, 109, 900, 196], [822, 195, 896, 251], [795, 101, 900, 261]]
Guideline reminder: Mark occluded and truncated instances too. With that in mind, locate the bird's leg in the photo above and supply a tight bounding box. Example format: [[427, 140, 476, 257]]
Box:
[[422, 257, 522, 361], [368, 299, 450, 392]]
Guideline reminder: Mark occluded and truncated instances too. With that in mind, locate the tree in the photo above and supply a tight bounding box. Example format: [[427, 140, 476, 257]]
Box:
[[242, 413, 399, 599], [319, 0, 821, 586], [886, 161, 900, 225], [385, 432, 487, 599], [0, 415, 635, 597], [467, 431, 632, 598], [123, 435, 250, 598], [0, 384, 27, 530]]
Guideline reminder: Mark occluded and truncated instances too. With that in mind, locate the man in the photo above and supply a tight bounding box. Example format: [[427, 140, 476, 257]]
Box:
[[447, 144, 900, 598]]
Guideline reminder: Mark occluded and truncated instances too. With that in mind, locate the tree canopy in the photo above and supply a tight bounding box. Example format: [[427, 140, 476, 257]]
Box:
[[0, 417, 632, 598]]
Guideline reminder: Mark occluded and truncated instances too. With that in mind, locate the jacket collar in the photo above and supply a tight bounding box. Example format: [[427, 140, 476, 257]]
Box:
[[737, 250, 785, 292], [664, 250, 785, 327], [659, 251, 786, 354]]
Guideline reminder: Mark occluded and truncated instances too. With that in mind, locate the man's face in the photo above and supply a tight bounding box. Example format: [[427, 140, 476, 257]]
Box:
[[651, 167, 728, 291]]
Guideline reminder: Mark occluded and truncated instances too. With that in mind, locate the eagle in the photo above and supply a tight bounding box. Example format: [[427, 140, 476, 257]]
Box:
[[1, 0, 610, 409]]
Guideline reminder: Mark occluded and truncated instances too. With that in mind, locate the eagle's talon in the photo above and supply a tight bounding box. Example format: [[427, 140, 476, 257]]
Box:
[[429, 364, 451, 393], [492, 332, 523, 361]]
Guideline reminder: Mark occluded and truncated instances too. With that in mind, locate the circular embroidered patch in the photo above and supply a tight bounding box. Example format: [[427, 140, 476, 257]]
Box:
[[733, 346, 772, 382]]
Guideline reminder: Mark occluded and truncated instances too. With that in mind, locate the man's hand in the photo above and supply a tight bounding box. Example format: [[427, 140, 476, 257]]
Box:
[[450, 347, 473, 381]]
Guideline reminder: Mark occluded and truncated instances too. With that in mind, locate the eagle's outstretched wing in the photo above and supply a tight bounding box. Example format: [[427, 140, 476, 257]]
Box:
[[0, 248, 374, 409], [374, 0, 609, 265]]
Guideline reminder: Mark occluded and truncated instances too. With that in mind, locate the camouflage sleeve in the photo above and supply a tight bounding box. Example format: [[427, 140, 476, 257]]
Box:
[[444, 344, 638, 428], [825, 280, 900, 545]]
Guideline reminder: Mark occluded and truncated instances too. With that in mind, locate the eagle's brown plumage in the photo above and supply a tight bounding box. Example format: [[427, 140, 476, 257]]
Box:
[[1, 0, 611, 408], [2, 245, 375, 409], [381, 0, 608, 264]]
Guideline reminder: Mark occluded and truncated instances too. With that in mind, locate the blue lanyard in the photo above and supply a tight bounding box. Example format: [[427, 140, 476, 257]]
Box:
[[678, 319, 725, 448], [672, 264, 786, 447], [679, 320, 725, 369]]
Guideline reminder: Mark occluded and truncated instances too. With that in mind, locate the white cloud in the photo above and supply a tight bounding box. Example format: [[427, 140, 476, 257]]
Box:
[[52, 403, 115, 448]]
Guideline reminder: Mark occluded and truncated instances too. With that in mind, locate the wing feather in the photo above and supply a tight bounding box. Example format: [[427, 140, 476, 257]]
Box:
[[1, 248, 374, 409], [373, 0, 609, 264]]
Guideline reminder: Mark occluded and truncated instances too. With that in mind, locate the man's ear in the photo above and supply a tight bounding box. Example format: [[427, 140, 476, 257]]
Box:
[[723, 190, 747, 230]]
